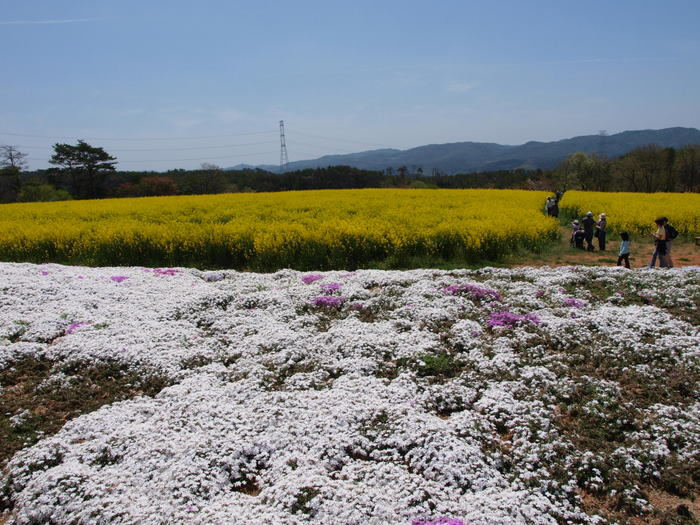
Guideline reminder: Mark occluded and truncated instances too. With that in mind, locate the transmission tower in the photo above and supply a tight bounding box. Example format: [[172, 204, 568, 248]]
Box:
[[279, 120, 289, 172]]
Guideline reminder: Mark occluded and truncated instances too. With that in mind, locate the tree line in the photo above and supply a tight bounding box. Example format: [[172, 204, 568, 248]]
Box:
[[549, 145, 700, 193], [1, 141, 699, 203]]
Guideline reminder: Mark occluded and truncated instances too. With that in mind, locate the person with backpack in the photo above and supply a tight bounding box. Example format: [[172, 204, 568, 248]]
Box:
[[545, 197, 555, 216], [569, 219, 584, 249], [573, 226, 586, 249], [649, 217, 671, 268], [663, 217, 678, 268], [550, 198, 559, 218]]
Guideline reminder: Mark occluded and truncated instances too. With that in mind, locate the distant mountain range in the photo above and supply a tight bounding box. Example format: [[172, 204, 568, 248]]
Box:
[[230, 127, 700, 175]]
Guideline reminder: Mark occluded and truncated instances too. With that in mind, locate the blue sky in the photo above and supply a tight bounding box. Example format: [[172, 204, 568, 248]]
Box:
[[2, 0, 699, 171]]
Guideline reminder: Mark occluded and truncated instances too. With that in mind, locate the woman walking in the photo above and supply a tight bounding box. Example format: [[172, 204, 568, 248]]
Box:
[[650, 217, 671, 268]]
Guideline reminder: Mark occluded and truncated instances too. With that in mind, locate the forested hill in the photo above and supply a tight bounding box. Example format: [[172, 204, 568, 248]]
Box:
[[234, 127, 700, 174]]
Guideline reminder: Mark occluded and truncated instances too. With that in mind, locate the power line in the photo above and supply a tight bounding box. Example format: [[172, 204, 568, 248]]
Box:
[[293, 130, 387, 148], [13, 141, 278, 152], [0, 130, 278, 141], [285, 140, 359, 154], [27, 151, 277, 164]]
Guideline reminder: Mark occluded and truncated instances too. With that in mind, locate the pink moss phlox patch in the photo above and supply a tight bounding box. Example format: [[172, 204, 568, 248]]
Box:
[[487, 311, 540, 328], [412, 518, 469, 525], [319, 282, 342, 294], [310, 295, 346, 308], [444, 283, 501, 302], [110, 276, 129, 283], [66, 322, 90, 334], [563, 297, 586, 308], [40, 270, 50, 276], [154, 268, 180, 276], [302, 274, 324, 284]]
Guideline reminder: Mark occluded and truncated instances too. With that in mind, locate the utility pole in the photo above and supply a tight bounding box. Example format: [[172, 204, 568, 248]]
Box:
[[279, 120, 289, 172]]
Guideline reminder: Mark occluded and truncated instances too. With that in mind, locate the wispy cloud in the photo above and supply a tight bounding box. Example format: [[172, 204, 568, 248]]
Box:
[[536, 57, 681, 66], [0, 18, 102, 25]]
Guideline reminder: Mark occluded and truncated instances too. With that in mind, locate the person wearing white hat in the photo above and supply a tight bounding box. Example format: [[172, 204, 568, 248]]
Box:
[[596, 213, 607, 251], [570, 219, 581, 247]]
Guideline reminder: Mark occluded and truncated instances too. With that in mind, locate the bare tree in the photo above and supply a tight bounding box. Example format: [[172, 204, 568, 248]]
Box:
[[0, 145, 28, 201], [0, 145, 28, 170]]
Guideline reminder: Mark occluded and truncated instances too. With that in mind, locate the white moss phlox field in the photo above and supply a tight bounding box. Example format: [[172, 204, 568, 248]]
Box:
[[0, 262, 699, 524]]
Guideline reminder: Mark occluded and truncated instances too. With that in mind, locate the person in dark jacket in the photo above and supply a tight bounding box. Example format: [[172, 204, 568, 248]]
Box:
[[550, 199, 559, 218], [581, 211, 595, 251], [573, 227, 586, 249]]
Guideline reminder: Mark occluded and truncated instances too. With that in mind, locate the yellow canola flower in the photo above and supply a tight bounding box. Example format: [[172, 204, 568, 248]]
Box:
[[0, 188, 559, 269], [560, 191, 700, 238]]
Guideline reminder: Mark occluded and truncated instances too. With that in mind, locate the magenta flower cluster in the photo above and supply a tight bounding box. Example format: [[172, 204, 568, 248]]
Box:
[[154, 268, 180, 276], [110, 276, 129, 283], [412, 518, 469, 525], [487, 311, 540, 328], [66, 322, 90, 334], [319, 282, 342, 294], [302, 274, 324, 284], [563, 297, 586, 308], [310, 296, 346, 308], [444, 283, 501, 302]]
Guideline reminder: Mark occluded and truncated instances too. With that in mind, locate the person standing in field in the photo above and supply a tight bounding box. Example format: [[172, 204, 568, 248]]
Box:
[[582, 211, 595, 252], [573, 226, 586, 249], [570, 220, 580, 247], [595, 213, 607, 251], [662, 216, 677, 268], [550, 197, 559, 218], [617, 231, 631, 269], [650, 217, 671, 268]]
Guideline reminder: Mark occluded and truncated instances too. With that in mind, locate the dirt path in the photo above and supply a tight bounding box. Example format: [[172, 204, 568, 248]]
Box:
[[510, 227, 700, 269]]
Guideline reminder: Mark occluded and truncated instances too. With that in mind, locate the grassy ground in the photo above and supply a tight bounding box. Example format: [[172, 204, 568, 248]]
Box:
[[0, 358, 170, 467], [506, 226, 700, 270], [363, 227, 700, 271]]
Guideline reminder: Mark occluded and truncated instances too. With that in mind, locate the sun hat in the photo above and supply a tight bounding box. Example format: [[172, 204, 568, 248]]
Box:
[[600, 213, 606, 218], [586, 211, 593, 216]]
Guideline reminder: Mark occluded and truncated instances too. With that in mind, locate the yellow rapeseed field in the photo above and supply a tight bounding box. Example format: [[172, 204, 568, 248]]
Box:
[[560, 191, 700, 238], [0, 189, 557, 269]]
